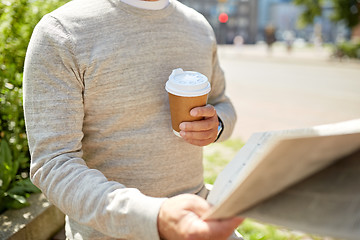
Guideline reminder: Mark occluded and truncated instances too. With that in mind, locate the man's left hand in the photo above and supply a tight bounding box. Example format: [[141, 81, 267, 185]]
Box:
[[179, 104, 219, 146]]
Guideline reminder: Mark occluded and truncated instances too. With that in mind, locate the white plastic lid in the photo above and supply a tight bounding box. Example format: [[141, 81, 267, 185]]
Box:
[[165, 68, 211, 97]]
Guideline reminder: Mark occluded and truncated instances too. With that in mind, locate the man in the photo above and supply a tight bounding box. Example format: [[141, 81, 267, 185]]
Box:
[[23, 0, 242, 239]]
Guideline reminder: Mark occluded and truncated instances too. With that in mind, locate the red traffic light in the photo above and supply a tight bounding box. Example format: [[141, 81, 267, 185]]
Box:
[[218, 12, 228, 23]]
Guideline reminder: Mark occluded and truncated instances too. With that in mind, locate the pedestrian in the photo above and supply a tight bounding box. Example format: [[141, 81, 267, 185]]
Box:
[[283, 30, 295, 53], [264, 24, 276, 53], [23, 0, 242, 239]]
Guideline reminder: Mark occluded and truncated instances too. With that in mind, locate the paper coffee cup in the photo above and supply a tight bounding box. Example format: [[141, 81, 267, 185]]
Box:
[[165, 68, 211, 137]]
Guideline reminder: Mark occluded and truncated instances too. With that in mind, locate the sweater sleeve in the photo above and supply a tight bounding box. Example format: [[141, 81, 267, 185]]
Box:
[[23, 15, 165, 240], [208, 42, 237, 142]]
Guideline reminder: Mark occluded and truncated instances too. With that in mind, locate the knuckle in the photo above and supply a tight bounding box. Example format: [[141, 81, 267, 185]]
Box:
[[211, 115, 218, 123], [203, 130, 212, 139], [207, 104, 216, 113], [205, 120, 214, 130], [186, 131, 194, 139], [196, 131, 209, 140], [183, 123, 192, 131]]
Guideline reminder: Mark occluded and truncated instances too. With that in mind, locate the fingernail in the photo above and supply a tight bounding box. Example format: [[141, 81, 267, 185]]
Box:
[[180, 131, 185, 137], [179, 123, 185, 130], [190, 109, 197, 116]]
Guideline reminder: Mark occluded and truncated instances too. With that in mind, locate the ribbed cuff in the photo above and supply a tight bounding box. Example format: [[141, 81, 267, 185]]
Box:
[[127, 191, 167, 240]]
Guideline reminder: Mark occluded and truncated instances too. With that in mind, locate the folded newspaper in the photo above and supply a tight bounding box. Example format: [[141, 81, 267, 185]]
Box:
[[205, 119, 360, 240]]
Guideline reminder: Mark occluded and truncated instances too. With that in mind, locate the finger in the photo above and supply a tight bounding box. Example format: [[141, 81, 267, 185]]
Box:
[[170, 194, 211, 216], [190, 104, 216, 118], [205, 218, 244, 239], [186, 195, 212, 216], [217, 217, 244, 230], [180, 115, 218, 132], [181, 138, 214, 147], [180, 130, 214, 141]]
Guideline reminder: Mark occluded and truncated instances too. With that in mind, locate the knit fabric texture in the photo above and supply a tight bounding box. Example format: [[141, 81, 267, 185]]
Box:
[[23, 0, 237, 239]]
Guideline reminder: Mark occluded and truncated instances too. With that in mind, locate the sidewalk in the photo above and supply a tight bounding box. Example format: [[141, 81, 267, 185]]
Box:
[[218, 44, 360, 141], [219, 43, 360, 67]]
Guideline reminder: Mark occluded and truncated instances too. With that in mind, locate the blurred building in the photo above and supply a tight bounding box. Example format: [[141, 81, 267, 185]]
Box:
[[179, 0, 258, 44], [257, 0, 348, 44], [179, 0, 349, 45]]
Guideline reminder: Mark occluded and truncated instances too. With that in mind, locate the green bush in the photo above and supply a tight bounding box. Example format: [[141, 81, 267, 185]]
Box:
[[0, 139, 40, 213], [0, 0, 69, 214], [333, 41, 360, 59]]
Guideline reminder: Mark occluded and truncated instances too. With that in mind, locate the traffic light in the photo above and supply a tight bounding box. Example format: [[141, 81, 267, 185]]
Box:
[[218, 12, 228, 24]]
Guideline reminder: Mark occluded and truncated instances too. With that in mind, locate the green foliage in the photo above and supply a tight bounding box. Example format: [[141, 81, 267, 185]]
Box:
[[0, 0, 69, 213], [330, 0, 360, 28], [333, 41, 360, 59], [238, 219, 329, 240], [203, 139, 244, 184], [293, 0, 360, 29], [293, 0, 323, 28], [0, 139, 41, 214], [238, 219, 292, 240]]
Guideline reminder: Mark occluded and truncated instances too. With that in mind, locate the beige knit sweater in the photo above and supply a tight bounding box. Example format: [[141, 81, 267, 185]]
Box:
[[23, 0, 236, 239]]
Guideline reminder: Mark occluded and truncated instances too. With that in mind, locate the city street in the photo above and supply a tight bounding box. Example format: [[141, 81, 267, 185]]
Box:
[[218, 44, 360, 141]]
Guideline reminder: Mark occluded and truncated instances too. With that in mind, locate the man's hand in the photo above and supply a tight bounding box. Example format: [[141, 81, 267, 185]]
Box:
[[157, 194, 244, 240], [179, 104, 219, 146]]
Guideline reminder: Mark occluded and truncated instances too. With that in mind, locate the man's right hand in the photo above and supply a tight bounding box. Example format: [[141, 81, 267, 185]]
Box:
[[157, 194, 244, 240]]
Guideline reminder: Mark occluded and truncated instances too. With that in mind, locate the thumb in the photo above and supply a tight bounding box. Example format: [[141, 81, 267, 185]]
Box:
[[186, 195, 212, 217]]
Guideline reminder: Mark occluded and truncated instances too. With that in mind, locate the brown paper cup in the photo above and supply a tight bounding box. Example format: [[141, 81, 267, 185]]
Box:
[[165, 68, 211, 137], [168, 93, 208, 135]]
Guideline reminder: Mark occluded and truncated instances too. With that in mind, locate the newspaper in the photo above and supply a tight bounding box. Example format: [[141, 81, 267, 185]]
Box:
[[204, 119, 360, 240]]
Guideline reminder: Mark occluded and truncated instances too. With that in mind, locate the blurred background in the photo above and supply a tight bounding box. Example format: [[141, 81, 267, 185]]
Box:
[[0, 0, 359, 239], [177, 0, 360, 141], [180, 0, 360, 48]]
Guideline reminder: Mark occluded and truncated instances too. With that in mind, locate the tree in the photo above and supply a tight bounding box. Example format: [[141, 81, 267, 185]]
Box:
[[293, 0, 360, 30]]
